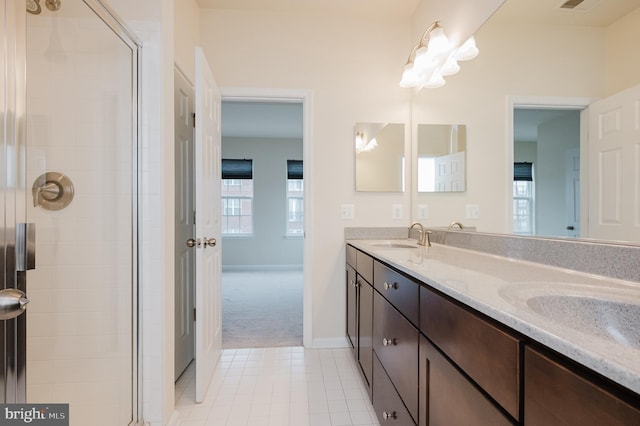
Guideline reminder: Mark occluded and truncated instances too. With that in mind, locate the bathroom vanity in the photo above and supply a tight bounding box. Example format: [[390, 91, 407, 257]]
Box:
[[346, 239, 640, 425]]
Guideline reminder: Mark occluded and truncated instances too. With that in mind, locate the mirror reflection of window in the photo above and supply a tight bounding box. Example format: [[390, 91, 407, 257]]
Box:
[[513, 162, 535, 234]]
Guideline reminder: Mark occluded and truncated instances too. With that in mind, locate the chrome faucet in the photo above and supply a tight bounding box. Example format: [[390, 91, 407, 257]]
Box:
[[409, 222, 430, 246], [448, 221, 465, 230]]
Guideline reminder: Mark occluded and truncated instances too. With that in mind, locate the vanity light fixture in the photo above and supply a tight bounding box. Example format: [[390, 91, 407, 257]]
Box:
[[400, 22, 479, 89]]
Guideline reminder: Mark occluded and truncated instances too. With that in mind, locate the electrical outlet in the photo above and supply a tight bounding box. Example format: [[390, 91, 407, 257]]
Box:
[[340, 204, 355, 220], [466, 204, 480, 219], [417, 204, 428, 220], [392, 204, 403, 220]]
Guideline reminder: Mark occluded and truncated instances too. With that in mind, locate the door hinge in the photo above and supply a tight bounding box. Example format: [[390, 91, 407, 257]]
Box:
[[192, 112, 196, 128], [193, 210, 196, 224], [193, 307, 196, 322]]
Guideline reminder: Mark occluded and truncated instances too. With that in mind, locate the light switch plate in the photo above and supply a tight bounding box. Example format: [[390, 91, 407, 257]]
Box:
[[392, 204, 403, 220], [340, 204, 355, 220], [466, 204, 480, 219], [417, 204, 428, 220]]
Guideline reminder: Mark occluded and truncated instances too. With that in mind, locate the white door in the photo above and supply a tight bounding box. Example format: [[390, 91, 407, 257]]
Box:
[[174, 68, 196, 379], [565, 148, 580, 237], [194, 47, 222, 403], [587, 84, 640, 242]]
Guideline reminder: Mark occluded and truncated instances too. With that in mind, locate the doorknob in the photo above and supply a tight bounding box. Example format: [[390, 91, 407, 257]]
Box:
[[0, 288, 30, 320], [186, 238, 201, 248], [204, 237, 217, 248]]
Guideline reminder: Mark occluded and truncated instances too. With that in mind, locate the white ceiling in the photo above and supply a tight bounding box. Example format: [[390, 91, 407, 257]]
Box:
[[514, 109, 579, 142], [221, 101, 303, 139], [195, 0, 421, 20]]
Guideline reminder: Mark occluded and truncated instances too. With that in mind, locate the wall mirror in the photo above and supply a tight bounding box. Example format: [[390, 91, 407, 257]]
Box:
[[355, 122, 405, 192], [417, 124, 467, 192], [409, 0, 640, 245]]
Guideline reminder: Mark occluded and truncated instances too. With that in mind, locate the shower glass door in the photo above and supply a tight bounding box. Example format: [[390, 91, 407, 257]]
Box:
[[21, 0, 138, 424]]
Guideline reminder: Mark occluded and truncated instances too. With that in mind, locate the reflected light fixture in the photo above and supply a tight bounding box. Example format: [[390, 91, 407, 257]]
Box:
[[355, 131, 378, 153], [400, 22, 479, 89]]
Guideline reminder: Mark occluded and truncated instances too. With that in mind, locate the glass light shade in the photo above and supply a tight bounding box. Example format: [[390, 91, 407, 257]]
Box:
[[412, 46, 437, 73], [441, 56, 460, 76], [422, 70, 446, 89], [427, 27, 450, 57], [399, 63, 421, 88], [455, 36, 479, 61]]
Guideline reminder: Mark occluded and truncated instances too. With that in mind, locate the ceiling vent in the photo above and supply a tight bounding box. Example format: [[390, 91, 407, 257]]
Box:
[[558, 0, 603, 11]]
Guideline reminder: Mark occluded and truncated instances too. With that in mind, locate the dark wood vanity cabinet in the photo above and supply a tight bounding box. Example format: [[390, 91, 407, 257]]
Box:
[[419, 335, 514, 426], [420, 286, 522, 421], [346, 245, 640, 426], [345, 245, 373, 397], [373, 291, 419, 423], [524, 346, 640, 425]]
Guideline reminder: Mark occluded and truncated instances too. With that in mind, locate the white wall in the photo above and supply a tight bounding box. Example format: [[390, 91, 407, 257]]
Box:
[[536, 112, 580, 237], [199, 9, 411, 346], [606, 7, 640, 96], [222, 137, 304, 267], [173, 0, 201, 83]]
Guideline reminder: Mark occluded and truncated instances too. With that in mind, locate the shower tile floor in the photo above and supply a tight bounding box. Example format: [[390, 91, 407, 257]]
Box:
[[175, 346, 380, 426]]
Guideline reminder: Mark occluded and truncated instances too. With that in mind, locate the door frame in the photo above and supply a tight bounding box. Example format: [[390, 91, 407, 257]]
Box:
[[506, 96, 594, 237], [220, 87, 313, 348]]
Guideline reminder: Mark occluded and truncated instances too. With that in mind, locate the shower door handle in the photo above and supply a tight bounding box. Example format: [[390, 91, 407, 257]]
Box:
[[0, 289, 30, 320]]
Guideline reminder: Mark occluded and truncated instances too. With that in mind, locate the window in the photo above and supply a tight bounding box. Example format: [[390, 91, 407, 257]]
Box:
[[513, 162, 534, 234], [222, 159, 253, 235], [286, 160, 304, 236]]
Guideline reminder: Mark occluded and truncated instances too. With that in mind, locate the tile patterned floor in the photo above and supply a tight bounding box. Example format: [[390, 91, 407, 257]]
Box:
[[175, 347, 381, 426]]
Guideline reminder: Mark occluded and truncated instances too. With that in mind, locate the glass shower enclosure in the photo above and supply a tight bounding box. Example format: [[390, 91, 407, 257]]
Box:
[[1, 0, 139, 424]]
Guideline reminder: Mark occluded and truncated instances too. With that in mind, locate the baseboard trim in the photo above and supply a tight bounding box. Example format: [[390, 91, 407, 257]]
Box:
[[311, 337, 350, 349], [166, 411, 180, 426], [222, 264, 303, 272]]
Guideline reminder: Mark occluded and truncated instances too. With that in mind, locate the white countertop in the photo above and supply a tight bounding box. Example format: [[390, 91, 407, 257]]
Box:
[[347, 239, 640, 395]]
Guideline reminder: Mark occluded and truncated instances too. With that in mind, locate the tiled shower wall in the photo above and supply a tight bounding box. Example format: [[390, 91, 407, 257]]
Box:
[[25, 9, 133, 425]]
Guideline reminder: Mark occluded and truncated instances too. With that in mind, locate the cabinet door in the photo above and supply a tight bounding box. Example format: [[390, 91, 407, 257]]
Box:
[[525, 346, 640, 425], [419, 335, 513, 426], [346, 264, 357, 350]]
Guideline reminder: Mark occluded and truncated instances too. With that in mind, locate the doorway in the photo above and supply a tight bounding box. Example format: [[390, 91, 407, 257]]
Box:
[[220, 99, 305, 349], [1, 0, 140, 424]]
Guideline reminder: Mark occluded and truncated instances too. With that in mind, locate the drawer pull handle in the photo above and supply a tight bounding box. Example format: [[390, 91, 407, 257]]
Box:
[[383, 282, 398, 290], [382, 337, 397, 346], [382, 411, 397, 420], [350, 280, 359, 288]]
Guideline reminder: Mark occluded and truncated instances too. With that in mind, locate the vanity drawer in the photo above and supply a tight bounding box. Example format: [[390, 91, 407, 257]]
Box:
[[374, 260, 419, 326], [373, 353, 416, 426], [374, 291, 419, 422], [420, 286, 522, 420], [356, 249, 374, 284], [525, 346, 640, 425]]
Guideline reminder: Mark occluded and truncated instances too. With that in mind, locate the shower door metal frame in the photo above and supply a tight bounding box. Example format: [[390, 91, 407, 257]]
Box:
[[1, 0, 28, 404], [2, 0, 143, 423]]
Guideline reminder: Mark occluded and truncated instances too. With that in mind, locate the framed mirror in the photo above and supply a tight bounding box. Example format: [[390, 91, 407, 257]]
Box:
[[417, 124, 467, 192], [355, 122, 405, 192]]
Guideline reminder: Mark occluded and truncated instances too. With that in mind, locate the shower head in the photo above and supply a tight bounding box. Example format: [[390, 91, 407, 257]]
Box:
[[26, 0, 41, 15], [45, 0, 61, 11]]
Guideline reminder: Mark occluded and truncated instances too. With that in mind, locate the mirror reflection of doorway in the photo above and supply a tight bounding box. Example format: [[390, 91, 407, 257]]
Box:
[[513, 108, 582, 238]]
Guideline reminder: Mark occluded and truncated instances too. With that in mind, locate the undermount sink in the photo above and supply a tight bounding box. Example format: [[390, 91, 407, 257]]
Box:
[[527, 295, 640, 348], [371, 241, 418, 249]]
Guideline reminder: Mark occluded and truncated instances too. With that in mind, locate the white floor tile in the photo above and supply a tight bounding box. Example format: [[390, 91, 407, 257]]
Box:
[[175, 347, 381, 426]]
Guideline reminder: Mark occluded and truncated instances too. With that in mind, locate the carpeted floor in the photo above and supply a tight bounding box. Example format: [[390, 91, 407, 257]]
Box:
[[222, 269, 303, 349]]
